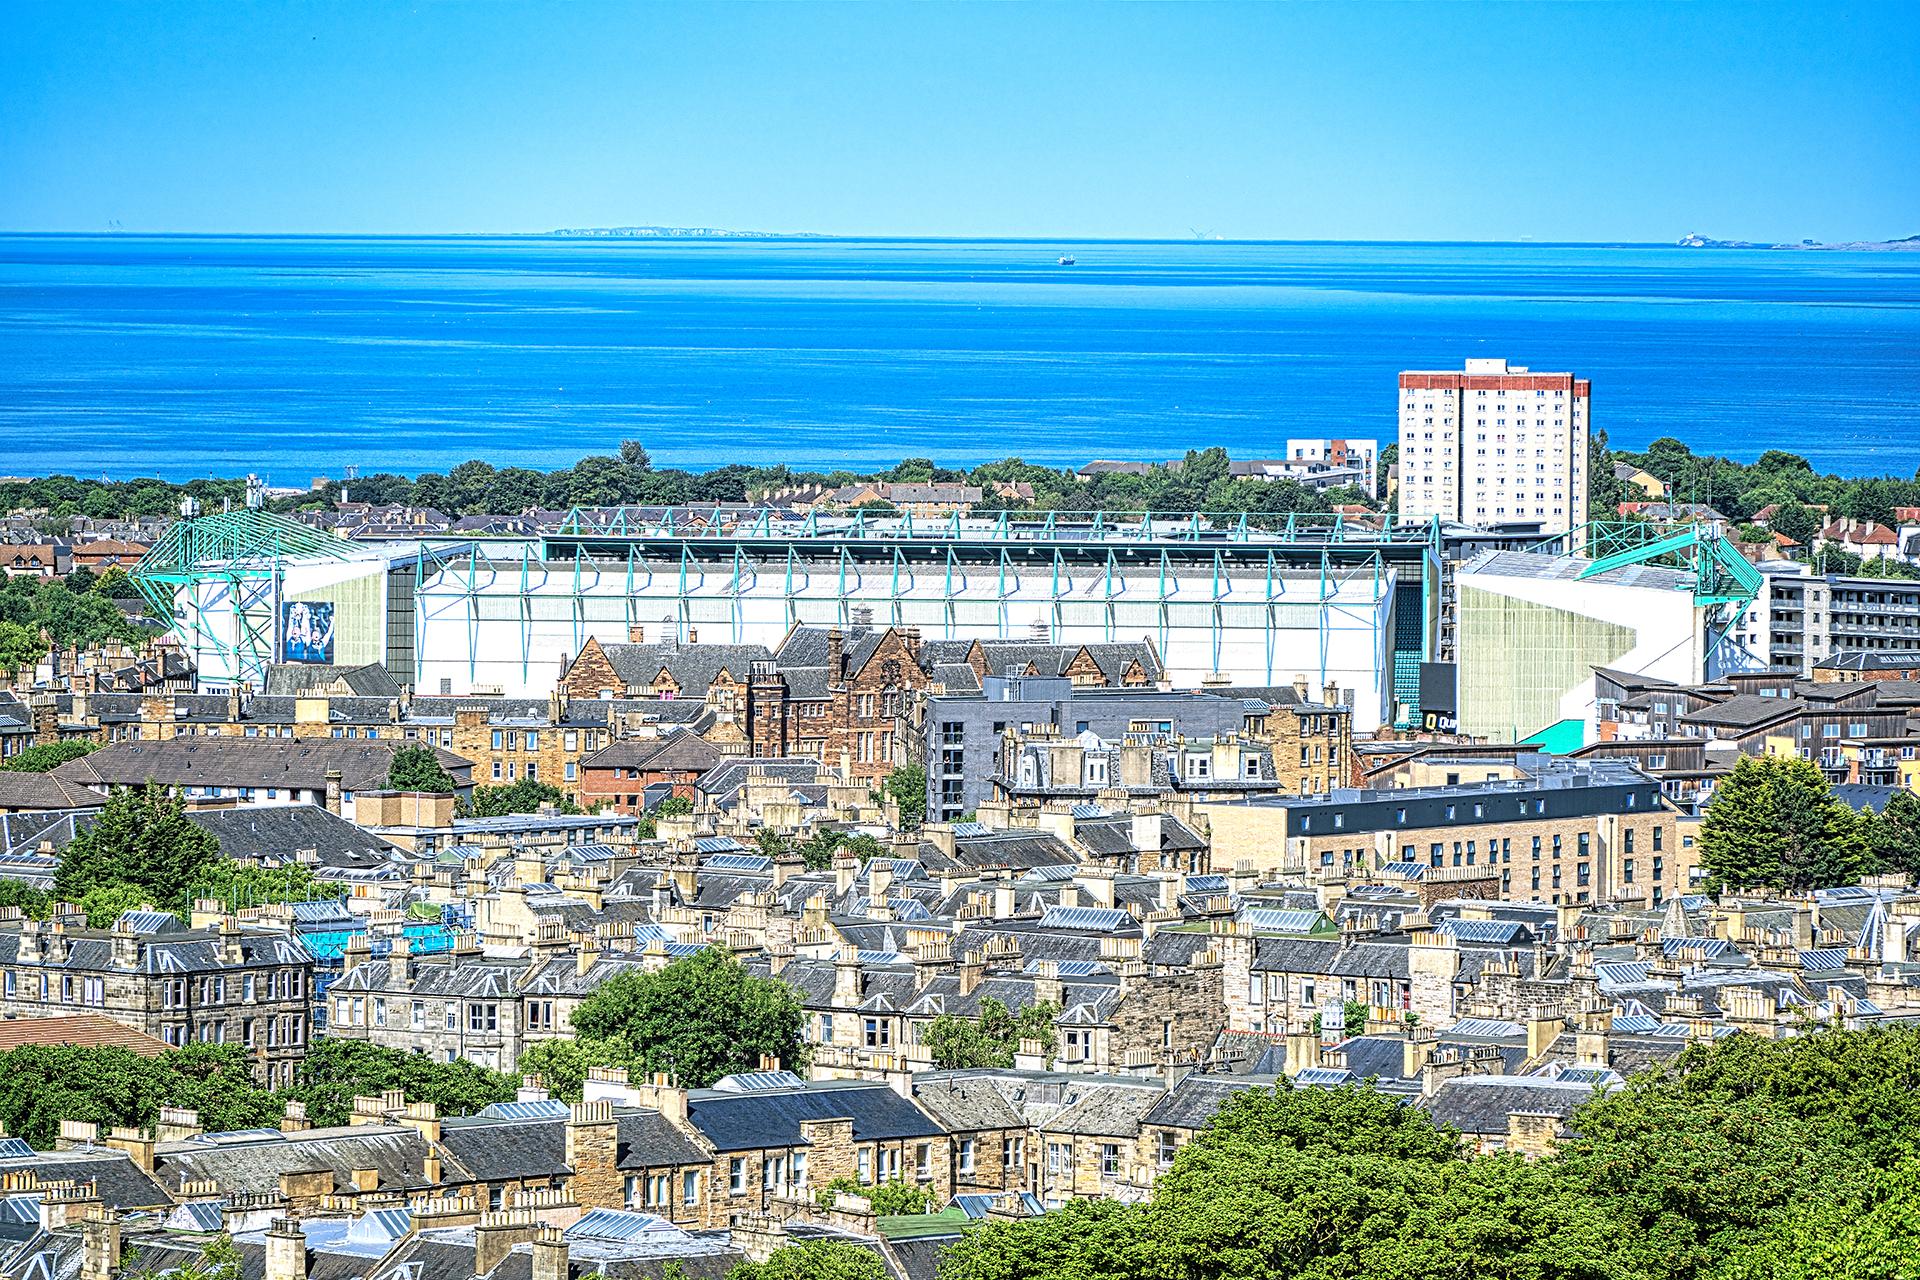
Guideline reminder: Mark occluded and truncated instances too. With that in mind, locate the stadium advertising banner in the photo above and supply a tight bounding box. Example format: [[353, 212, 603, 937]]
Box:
[[282, 600, 335, 663]]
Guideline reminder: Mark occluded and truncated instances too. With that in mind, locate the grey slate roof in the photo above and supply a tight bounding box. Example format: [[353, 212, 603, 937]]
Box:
[[52, 739, 472, 792], [683, 1079, 943, 1153], [1418, 1074, 1612, 1137], [153, 1124, 439, 1195]]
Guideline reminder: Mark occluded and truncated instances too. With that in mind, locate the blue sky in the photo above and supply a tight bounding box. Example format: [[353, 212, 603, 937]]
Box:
[[2, 1, 1914, 241]]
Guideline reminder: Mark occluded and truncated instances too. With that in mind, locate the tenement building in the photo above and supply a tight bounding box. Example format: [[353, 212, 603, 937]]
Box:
[[0, 912, 315, 1085], [1195, 755, 1687, 907]]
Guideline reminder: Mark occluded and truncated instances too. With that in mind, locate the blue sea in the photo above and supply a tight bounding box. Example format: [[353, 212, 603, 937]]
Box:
[[0, 235, 1916, 482]]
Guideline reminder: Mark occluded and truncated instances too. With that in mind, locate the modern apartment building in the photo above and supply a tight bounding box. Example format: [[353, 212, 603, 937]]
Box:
[[1737, 563, 1920, 676], [1397, 358, 1590, 534]]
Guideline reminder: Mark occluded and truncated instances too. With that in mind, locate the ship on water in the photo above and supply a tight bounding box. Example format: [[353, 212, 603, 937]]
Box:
[[1057, 254, 1076, 265]]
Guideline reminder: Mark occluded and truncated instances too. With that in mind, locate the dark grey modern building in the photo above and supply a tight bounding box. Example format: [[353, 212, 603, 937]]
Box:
[[924, 676, 1249, 820]]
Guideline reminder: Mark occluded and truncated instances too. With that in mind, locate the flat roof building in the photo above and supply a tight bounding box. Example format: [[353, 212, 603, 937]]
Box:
[[1398, 358, 1590, 535]]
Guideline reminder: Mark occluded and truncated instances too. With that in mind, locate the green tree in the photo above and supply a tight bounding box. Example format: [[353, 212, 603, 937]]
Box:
[[184, 858, 340, 912], [0, 880, 50, 919], [517, 1037, 625, 1103], [725, 1240, 885, 1280], [881, 764, 926, 830], [1721, 1156, 1920, 1280], [1864, 788, 1920, 880], [286, 1038, 519, 1127], [1766, 501, 1818, 545], [796, 829, 887, 871], [55, 784, 220, 914], [459, 778, 578, 818], [78, 882, 152, 928], [565, 949, 806, 1088], [813, 1176, 935, 1215], [0, 1043, 278, 1148], [0, 620, 42, 670], [937, 1198, 1159, 1280], [924, 997, 1058, 1070], [1700, 755, 1867, 891], [0, 739, 100, 772], [387, 744, 456, 793]]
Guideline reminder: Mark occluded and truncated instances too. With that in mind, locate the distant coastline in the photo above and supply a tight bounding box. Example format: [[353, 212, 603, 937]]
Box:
[[1677, 232, 1920, 252], [545, 225, 826, 239]]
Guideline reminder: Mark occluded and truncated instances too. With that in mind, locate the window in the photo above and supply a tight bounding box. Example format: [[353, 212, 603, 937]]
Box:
[[1046, 1142, 1069, 1175], [683, 1170, 700, 1205], [467, 1002, 498, 1033], [863, 1018, 890, 1048], [959, 1138, 976, 1175], [1002, 1135, 1025, 1168], [1158, 1132, 1177, 1167], [856, 1149, 873, 1184], [1100, 1144, 1122, 1177], [916, 1143, 932, 1182], [729, 1158, 746, 1195]]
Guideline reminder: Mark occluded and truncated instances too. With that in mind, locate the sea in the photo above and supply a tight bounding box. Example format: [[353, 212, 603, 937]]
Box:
[[0, 235, 1916, 483]]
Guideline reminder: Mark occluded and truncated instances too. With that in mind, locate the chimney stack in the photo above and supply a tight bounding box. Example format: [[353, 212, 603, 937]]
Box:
[[531, 1227, 570, 1280], [265, 1217, 308, 1280], [80, 1212, 120, 1280]]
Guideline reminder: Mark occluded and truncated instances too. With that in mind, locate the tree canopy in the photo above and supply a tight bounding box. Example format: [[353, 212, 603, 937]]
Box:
[[881, 764, 927, 830], [1699, 754, 1867, 891], [54, 784, 220, 915], [561, 948, 807, 1088], [0, 739, 100, 772], [459, 778, 579, 818], [387, 744, 456, 793], [725, 1240, 885, 1280], [938, 1028, 1920, 1280], [924, 997, 1057, 1070], [0, 1037, 521, 1145]]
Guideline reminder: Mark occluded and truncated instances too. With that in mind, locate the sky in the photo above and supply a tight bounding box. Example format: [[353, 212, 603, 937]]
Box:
[[1, 1, 1914, 242]]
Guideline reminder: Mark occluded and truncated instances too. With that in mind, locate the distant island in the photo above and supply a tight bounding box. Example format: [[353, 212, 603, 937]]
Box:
[[1677, 232, 1920, 251], [545, 225, 825, 238]]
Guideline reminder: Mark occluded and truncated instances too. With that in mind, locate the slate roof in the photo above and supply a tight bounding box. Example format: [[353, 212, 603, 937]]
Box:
[[1419, 1074, 1614, 1137], [0, 773, 98, 811], [583, 729, 725, 773], [592, 640, 774, 694], [683, 1079, 943, 1152], [0, 926, 313, 975], [52, 739, 472, 792], [1141, 1074, 1280, 1130], [153, 1124, 440, 1196], [0, 1149, 172, 1209], [262, 663, 403, 697]]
